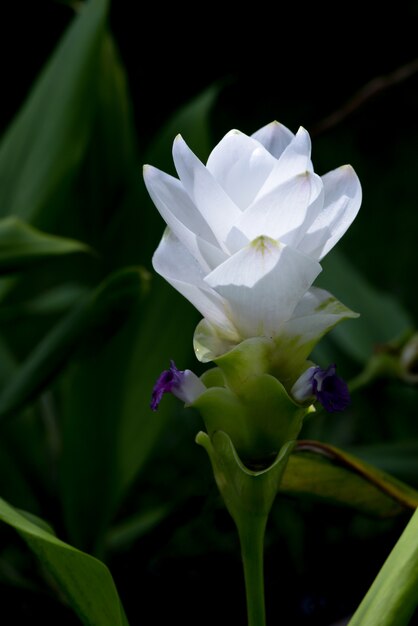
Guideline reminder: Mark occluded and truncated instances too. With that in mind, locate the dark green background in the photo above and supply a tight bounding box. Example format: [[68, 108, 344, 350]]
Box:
[[0, 2, 418, 624]]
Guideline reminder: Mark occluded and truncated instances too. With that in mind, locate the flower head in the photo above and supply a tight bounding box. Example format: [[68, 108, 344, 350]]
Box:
[[146, 122, 360, 460], [144, 121, 361, 370]]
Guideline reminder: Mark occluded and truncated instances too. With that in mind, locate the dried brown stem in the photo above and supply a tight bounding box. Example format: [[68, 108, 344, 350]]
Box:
[[311, 58, 418, 136]]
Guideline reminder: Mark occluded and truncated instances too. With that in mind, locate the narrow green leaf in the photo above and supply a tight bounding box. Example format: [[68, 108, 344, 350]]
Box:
[[280, 440, 418, 517], [56, 85, 215, 552], [16, 509, 56, 536], [0, 284, 89, 322], [95, 33, 139, 196], [60, 278, 198, 553], [59, 304, 142, 554], [130, 85, 220, 267], [0, 496, 129, 626], [317, 250, 413, 362], [106, 504, 172, 552], [0, 337, 47, 512], [117, 279, 200, 495], [348, 507, 418, 626], [0, 217, 91, 274], [0, 267, 146, 420], [0, 0, 109, 224], [65, 29, 141, 256], [347, 441, 418, 486], [0, 439, 41, 513]]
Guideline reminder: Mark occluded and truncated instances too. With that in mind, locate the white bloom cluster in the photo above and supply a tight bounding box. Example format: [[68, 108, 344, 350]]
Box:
[[144, 122, 361, 361]]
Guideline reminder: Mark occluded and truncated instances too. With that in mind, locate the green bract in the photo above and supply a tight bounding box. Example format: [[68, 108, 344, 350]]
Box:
[[192, 337, 314, 464], [196, 430, 294, 519]]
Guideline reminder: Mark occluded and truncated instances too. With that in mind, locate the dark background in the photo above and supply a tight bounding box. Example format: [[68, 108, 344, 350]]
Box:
[[3, 1, 418, 313], [0, 2, 418, 625]]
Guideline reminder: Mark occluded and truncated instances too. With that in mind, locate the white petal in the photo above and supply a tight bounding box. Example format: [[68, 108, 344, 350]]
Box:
[[251, 120, 294, 159], [172, 135, 242, 250], [299, 165, 362, 260], [224, 226, 250, 255], [204, 236, 321, 338], [255, 127, 314, 200], [238, 171, 324, 244], [277, 286, 359, 360], [143, 165, 216, 243], [296, 227, 329, 260], [206, 130, 276, 209], [323, 163, 361, 203], [143, 165, 227, 271], [152, 230, 236, 335]]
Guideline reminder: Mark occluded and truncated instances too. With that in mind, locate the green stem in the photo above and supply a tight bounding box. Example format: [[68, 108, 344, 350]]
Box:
[[238, 514, 268, 626], [348, 353, 401, 393]]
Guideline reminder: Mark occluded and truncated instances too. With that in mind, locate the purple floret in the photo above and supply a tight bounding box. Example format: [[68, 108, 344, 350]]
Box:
[[311, 364, 350, 412], [150, 360, 183, 411]]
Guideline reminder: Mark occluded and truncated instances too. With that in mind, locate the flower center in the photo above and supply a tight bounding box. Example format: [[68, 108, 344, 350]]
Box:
[[250, 235, 280, 254]]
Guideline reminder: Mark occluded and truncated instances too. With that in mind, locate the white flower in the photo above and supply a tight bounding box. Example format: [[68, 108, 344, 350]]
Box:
[[144, 121, 361, 362]]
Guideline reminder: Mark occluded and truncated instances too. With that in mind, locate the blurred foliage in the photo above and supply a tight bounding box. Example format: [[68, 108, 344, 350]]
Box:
[[0, 1, 417, 625]]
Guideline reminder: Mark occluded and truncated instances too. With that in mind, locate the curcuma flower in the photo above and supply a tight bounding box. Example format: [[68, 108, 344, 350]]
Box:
[[145, 120, 363, 626], [144, 121, 361, 374], [145, 121, 361, 459]]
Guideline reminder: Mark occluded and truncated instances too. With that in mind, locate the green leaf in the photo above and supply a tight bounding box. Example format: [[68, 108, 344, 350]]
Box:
[[60, 278, 199, 553], [94, 33, 139, 200], [0, 217, 91, 274], [0, 496, 129, 626], [106, 503, 172, 552], [65, 29, 141, 257], [104, 85, 220, 514], [0, 267, 146, 420], [0, 338, 49, 513], [280, 440, 418, 517], [128, 85, 220, 268], [0, 0, 109, 225], [0, 437, 41, 513], [348, 507, 418, 626], [317, 250, 413, 362], [116, 280, 200, 495], [347, 441, 418, 486], [0, 284, 89, 322]]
